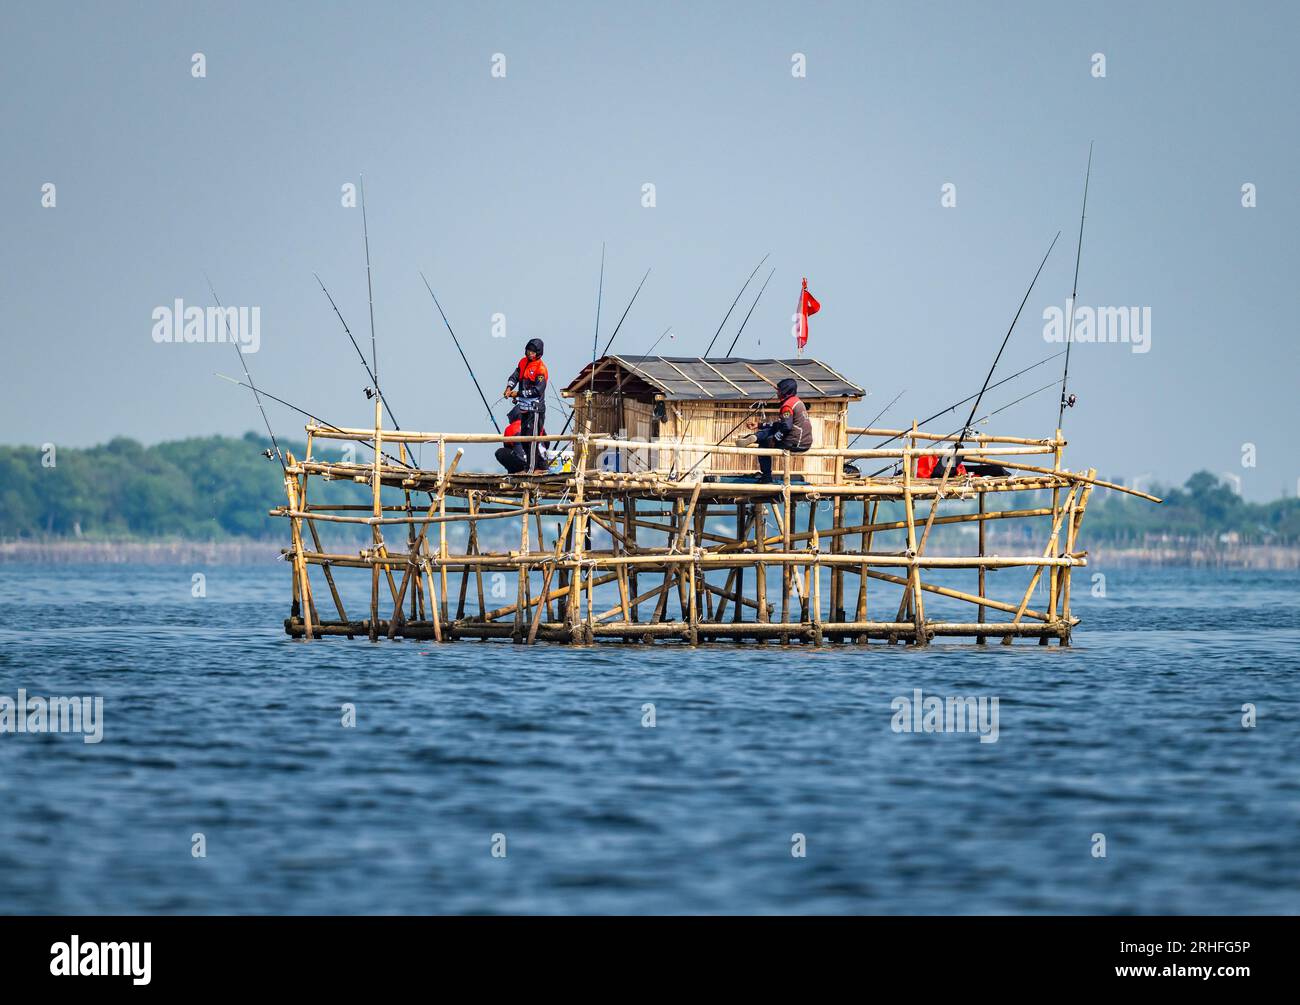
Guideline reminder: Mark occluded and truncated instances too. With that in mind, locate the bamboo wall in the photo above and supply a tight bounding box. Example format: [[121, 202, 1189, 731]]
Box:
[[569, 394, 849, 483]]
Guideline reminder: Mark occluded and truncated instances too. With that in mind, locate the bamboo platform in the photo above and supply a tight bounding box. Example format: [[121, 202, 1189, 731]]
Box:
[[270, 398, 1160, 647]]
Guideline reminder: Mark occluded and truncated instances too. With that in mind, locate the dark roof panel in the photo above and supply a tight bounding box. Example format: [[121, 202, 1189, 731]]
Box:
[[563, 356, 864, 401]]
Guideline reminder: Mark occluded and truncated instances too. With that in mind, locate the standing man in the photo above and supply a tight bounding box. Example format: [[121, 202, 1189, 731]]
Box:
[[738, 378, 813, 483], [503, 338, 548, 470]]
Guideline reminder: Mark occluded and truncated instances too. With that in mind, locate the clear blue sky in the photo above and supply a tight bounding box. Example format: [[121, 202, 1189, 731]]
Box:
[[3, 1, 1296, 499]]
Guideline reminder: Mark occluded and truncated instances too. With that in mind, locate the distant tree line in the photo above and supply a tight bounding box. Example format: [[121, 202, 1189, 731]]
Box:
[[1085, 470, 1300, 545], [2, 435, 1298, 546], [0, 433, 375, 540]]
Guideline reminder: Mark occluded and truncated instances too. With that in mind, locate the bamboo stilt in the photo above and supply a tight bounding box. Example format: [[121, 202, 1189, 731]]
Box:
[[977, 491, 987, 645]]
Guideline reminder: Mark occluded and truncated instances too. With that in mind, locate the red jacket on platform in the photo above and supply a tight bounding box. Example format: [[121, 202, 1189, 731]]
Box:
[[916, 454, 966, 479]]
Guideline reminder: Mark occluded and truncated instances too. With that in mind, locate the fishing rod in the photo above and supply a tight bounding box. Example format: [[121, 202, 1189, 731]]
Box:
[[592, 242, 605, 365], [941, 379, 1065, 445], [1057, 142, 1093, 429], [314, 272, 400, 431], [419, 271, 502, 434], [205, 274, 286, 472], [703, 254, 769, 356], [214, 373, 412, 471], [611, 327, 673, 391], [359, 175, 378, 384], [560, 267, 652, 437], [859, 388, 906, 433], [548, 384, 573, 423], [679, 397, 772, 480], [864, 232, 1061, 478], [850, 350, 1064, 451], [642, 325, 674, 356], [596, 266, 651, 359], [724, 266, 776, 356], [985, 378, 1061, 423], [954, 231, 1060, 450], [867, 378, 1065, 479]]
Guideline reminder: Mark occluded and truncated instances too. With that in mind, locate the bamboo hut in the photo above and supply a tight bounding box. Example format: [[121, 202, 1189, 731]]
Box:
[[562, 356, 863, 483]]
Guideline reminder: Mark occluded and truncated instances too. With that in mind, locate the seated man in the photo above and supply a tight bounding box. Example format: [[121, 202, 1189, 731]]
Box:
[[495, 416, 546, 474], [738, 378, 812, 483]]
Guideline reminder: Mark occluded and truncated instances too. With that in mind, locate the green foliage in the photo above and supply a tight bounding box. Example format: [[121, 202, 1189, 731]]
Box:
[[0, 432, 378, 541], [1086, 471, 1300, 544]]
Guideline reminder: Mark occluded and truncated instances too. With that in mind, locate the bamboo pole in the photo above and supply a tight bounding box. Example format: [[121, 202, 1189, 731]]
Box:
[[424, 553, 443, 643], [300, 434, 346, 624], [855, 499, 874, 645], [283, 454, 314, 641], [780, 456, 792, 637], [731, 505, 750, 634], [288, 618, 1071, 642], [902, 435, 926, 646], [830, 497, 844, 625], [569, 421, 592, 644], [961, 456, 1163, 502], [627, 495, 639, 623], [977, 491, 987, 645], [387, 449, 463, 639], [687, 531, 699, 646], [455, 494, 473, 621], [1007, 484, 1080, 634], [897, 425, 963, 623], [587, 436, 1054, 460], [514, 488, 530, 642], [528, 510, 577, 644], [863, 567, 1053, 622], [810, 508, 823, 646], [1060, 467, 1096, 646], [438, 438, 449, 624], [846, 426, 1063, 447], [307, 425, 573, 445], [301, 548, 1084, 572], [402, 443, 418, 622], [658, 482, 702, 627], [592, 581, 673, 625], [369, 396, 383, 642], [1044, 427, 1064, 647]]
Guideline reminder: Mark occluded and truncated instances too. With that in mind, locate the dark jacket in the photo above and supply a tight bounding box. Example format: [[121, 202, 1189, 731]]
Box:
[[506, 356, 548, 413], [767, 394, 813, 450]]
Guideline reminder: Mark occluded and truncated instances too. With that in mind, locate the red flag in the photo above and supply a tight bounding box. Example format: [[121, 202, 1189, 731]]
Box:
[[796, 277, 820, 352]]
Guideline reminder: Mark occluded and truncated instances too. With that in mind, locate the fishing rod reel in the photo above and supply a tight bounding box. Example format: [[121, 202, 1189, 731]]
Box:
[[261, 448, 274, 460], [364, 386, 376, 400], [1062, 392, 1077, 409]]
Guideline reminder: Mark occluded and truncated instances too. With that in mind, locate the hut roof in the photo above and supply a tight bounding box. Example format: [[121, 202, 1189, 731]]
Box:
[[563, 356, 864, 401]]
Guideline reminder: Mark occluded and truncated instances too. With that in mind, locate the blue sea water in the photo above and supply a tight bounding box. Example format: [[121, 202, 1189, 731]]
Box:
[[0, 561, 1295, 915]]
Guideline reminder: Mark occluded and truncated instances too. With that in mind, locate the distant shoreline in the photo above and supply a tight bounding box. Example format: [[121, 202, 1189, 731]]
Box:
[[1087, 544, 1300, 569], [3, 537, 1298, 569], [0, 539, 282, 565]]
